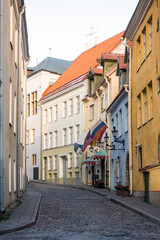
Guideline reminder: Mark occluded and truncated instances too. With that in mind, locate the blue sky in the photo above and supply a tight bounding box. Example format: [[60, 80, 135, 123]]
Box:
[[25, 0, 139, 67]]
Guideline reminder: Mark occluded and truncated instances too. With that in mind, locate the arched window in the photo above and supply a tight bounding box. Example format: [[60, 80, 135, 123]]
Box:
[[158, 134, 160, 164]]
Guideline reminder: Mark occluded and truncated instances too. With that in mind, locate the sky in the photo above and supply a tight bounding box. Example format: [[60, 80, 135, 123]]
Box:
[[25, 0, 139, 67]]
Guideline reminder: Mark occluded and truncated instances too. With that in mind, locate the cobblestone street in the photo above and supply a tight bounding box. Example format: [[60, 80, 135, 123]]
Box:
[[1, 182, 160, 240]]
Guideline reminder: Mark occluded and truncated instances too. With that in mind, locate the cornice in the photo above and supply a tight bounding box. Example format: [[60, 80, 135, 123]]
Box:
[[124, 0, 153, 41]]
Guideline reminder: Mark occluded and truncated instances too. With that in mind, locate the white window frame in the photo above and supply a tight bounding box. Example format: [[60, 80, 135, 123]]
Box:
[[63, 128, 67, 145], [75, 124, 80, 141], [68, 152, 72, 168], [54, 131, 58, 147], [49, 132, 52, 148], [10, 4, 13, 47], [14, 94, 17, 134], [48, 156, 52, 171], [69, 98, 73, 116], [44, 109, 47, 124], [9, 156, 11, 193], [75, 153, 79, 168], [44, 133, 47, 149], [9, 79, 12, 126], [13, 160, 16, 192], [69, 127, 73, 144], [75, 96, 80, 114], [31, 128, 35, 144], [63, 101, 67, 118], [53, 155, 57, 170], [90, 104, 94, 121], [26, 130, 29, 145], [48, 107, 52, 123]]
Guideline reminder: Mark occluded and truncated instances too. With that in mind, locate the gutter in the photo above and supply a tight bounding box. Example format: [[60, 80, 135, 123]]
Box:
[[37, 101, 43, 180], [0, 0, 4, 212]]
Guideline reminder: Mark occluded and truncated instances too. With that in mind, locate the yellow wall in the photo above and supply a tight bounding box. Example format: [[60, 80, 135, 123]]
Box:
[[131, 0, 160, 200]]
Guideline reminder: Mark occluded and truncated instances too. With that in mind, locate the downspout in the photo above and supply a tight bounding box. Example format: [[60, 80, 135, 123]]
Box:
[[105, 78, 111, 188], [0, 0, 4, 212], [121, 38, 132, 195], [17, 4, 25, 198], [37, 101, 43, 180]]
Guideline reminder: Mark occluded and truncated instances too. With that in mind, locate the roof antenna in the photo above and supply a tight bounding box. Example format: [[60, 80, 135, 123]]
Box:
[[49, 48, 51, 57]]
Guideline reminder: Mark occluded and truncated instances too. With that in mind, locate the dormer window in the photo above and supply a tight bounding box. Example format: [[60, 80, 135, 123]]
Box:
[[90, 79, 94, 94]]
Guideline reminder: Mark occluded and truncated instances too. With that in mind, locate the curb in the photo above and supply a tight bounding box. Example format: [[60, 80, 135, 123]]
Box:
[[0, 192, 41, 235]]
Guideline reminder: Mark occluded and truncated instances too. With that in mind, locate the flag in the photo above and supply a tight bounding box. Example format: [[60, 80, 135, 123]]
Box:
[[83, 119, 108, 152], [74, 131, 87, 153]]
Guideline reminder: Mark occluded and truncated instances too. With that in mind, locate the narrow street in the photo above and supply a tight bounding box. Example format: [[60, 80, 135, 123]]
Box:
[[1, 182, 160, 240]]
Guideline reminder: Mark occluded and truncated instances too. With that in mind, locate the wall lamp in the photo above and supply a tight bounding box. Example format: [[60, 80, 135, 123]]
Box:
[[112, 127, 125, 146]]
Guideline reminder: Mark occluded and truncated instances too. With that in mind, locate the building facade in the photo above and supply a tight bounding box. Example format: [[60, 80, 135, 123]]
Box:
[[26, 57, 72, 181], [125, 0, 160, 202], [0, 0, 29, 211]]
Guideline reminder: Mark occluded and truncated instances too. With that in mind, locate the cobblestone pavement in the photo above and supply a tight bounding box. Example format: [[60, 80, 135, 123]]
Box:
[[1, 182, 160, 240]]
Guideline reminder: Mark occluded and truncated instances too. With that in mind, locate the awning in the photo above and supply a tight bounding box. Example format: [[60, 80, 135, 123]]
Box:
[[82, 157, 97, 165], [91, 149, 105, 160]]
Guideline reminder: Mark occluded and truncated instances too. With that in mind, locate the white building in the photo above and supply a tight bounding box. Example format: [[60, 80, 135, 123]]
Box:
[[26, 57, 72, 180], [0, 0, 29, 211]]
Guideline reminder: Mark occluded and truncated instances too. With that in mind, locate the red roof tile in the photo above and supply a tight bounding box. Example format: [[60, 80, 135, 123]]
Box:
[[118, 55, 127, 69], [41, 31, 124, 101], [90, 66, 103, 75], [102, 53, 119, 60]]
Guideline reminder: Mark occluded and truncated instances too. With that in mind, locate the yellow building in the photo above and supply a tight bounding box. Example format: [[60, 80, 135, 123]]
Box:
[[125, 0, 160, 202]]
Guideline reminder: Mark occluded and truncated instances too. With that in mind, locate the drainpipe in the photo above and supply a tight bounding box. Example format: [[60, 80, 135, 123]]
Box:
[[121, 38, 132, 195], [37, 101, 43, 180], [0, 0, 4, 212], [17, 4, 25, 199]]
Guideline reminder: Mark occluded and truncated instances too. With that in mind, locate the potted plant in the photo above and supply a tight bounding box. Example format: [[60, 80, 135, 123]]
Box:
[[115, 184, 123, 195], [122, 185, 130, 197]]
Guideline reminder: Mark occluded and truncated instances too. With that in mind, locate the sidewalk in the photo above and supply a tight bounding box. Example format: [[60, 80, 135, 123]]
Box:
[[0, 181, 160, 235], [0, 190, 41, 235]]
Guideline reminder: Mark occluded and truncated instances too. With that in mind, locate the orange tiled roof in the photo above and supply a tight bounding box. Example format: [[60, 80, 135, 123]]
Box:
[[102, 53, 119, 60], [90, 66, 103, 75], [41, 31, 124, 101], [118, 55, 127, 69]]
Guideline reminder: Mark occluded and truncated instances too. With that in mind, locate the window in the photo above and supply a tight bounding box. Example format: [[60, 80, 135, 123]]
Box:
[[75, 153, 79, 168], [119, 109, 122, 136], [147, 81, 153, 120], [48, 156, 52, 171], [90, 104, 94, 121], [115, 157, 122, 183], [63, 101, 67, 118], [75, 124, 80, 141], [13, 160, 16, 192], [32, 154, 36, 165], [148, 16, 152, 52], [44, 109, 47, 124], [15, 29, 18, 65], [137, 36, 141, 68], [158, 76, 160, 93], [158, 134, 160, 164], [125, 103, 128, 132], [142, 27, 146, 60], [137, 94, 142, 127], [75, 96, 80, 114], [44, 133, 47, 149], [68, 152, 72, 168], [115, 113, 118, 132], [20, 112, 23, 144], [101, 92, 106, 112], [142, 88, 148, 124], [48, 132, 52, 148], [63, 128, 67, 145], [10, 4, 13, 47], [48, 107, 52, 123], [69, 98, 73, 116], [9, 79, 12, 125], [157, 18, 159, 32], [31, 129, 35, 144], [31, 91, 37, 115], [69, 127, 73, 144], [54, 105, 58, 121], [138, 145, 142, 169], [26, 130, 29, 145], [90, 80, 94, 94], [69, 172, 72, 178], [54, 131, 58, 147], [14, 94, 17, 134], [27, 94, 30, 117], [53, 155, 57, 170], [9, 156, 11, 193]]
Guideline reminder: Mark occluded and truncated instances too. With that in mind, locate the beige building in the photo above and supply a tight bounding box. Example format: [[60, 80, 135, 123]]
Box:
[[0, 0, 29, 211]]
